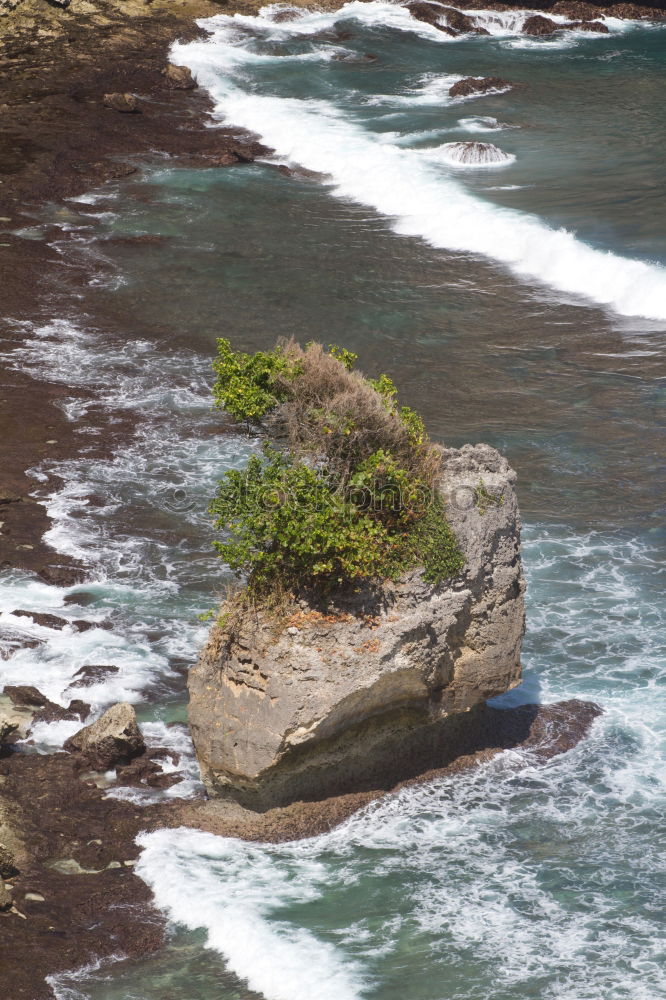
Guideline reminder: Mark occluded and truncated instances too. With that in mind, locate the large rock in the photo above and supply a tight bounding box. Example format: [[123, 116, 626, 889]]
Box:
[[64, 702, 145, 769], [189, 444, 526, 811], [405, 1, 458, 35], [439, 6, 490, 34], [522, 14, 560, 34], [161, 63, 197, 90]]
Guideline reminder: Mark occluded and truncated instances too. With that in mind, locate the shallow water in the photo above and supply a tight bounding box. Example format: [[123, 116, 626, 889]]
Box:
[[3, 3, 665, 998]]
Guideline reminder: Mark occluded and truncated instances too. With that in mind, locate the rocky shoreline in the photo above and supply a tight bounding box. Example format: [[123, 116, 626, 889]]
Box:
[[1, 694, 601, 999], [0, 0, 657, 995]]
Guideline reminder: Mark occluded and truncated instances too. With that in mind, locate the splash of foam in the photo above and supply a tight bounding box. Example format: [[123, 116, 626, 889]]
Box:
[[136, 828, 367, 1000], [427, 140, 516, 166]]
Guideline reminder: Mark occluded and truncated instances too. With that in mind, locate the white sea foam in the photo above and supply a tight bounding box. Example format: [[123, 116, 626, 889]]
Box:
[[458, 115, 518, 132], [106, 720, 204, 802], [136, 828, 367, 1000], [172, 13, 666, 320], [1, 316, 254, 737]]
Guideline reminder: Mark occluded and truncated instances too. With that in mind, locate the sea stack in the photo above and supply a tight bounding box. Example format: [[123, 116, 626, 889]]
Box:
[[189, 442, 525, 810]]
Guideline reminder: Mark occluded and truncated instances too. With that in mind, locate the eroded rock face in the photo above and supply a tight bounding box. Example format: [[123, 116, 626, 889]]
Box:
[[189, 444, 526, 811], [566, 18, 611, 30]]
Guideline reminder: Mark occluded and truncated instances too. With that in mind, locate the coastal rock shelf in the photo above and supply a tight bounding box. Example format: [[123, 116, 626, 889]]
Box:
[[189, 443, 525, 810]]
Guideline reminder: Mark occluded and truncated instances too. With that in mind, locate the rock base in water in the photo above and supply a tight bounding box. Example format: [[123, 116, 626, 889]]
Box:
[[180, 698, 604, 841]]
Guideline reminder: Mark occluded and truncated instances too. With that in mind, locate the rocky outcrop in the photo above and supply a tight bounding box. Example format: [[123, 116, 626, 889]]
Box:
[[449, 76, 513, 98], [439, 5, 490, 33], [3, 685, 90, 727], [522, 13, 560, 33], [522, 13, 610, 33], [405, 1, 491, 34], [161, 62, 197, 89], [189, 444, 526, 811], [405, 1, 458, 34], [64, 702, 145, 769]]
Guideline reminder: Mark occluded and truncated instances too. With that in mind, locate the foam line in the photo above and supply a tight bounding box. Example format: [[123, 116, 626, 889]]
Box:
[[173, 14, 666, 319]]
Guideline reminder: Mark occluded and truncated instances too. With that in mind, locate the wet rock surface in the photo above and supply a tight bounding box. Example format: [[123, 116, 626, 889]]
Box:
[[102, 91, 140, 113], [406, 1, 458, 34], [449, 75, 514, 98], [68, 663, 120, 688], [522, 13, 561, 32]]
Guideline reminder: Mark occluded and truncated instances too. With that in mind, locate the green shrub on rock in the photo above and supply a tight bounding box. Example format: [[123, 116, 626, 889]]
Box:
[[210, 339, 464, 595], [211, 338, 301, 422]]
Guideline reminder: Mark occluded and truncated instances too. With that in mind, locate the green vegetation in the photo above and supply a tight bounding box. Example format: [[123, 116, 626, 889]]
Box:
[[474, 479, 505, 515], [211, 338, 301, 422], [210, 339, 464, 595]]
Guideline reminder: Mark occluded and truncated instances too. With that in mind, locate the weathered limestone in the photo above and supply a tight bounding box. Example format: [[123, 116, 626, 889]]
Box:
[[189, 444, 526, 810]]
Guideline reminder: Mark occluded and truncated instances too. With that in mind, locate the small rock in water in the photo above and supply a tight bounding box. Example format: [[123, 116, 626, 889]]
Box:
[[38, 564, 88, 587], [440, 6, 489, 34], [565, 19, 610, 31], [443, 141, 512, 165], [69, 664, 119, 688], [3, 684, 49, 708], [267, 6, 302, 22], [449, 76, 513, 98]]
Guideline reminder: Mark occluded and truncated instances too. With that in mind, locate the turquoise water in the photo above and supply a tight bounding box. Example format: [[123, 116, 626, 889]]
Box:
[[3, 4, 665, 999]]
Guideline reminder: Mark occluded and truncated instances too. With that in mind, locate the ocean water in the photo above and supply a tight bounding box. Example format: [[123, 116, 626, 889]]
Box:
[[3, 3, 665, 998]]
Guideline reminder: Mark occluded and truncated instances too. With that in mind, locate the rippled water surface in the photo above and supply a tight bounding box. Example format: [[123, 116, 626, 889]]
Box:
[[4, 3, 665, 999]]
